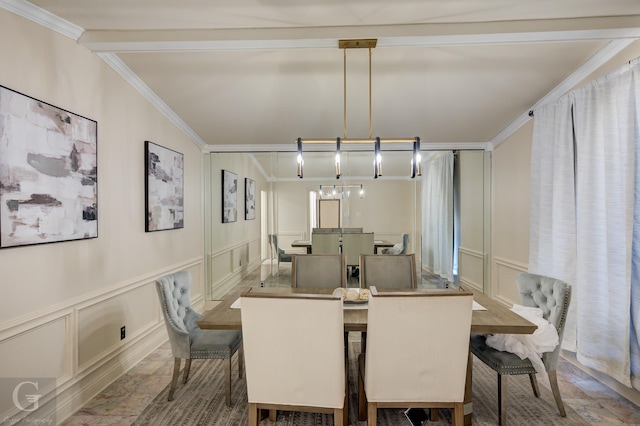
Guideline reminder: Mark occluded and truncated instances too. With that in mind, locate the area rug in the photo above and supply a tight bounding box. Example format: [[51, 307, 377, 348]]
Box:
[[133, 340, 585, 425]]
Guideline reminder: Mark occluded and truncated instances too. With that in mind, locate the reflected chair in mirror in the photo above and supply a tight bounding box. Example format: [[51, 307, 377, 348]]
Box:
[[381, 233, 410, 254], [312, 227, 340, 233], [291, 254, 347, 288], [155, 271, 243, 405], [341, 232, 374, 277], [311, 232, 341, 254], [360, 253, 417, 289], [240, 289, 347, 426], [269, 234, 292, 268], [358, 286, 473, 425], [341, 227, 363, 234], [470, 272, 572, 426]]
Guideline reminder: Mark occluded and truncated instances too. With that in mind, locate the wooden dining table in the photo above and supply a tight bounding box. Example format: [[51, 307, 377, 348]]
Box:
[[198, 285, 536, 425]]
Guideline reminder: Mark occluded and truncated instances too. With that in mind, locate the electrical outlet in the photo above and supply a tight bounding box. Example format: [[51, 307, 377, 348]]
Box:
[[120, 326, 126, 340]]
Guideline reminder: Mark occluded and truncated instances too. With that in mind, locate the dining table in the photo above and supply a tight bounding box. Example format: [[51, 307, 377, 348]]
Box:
[[291, 238, 394, 254], [197, 285, 537, 425]]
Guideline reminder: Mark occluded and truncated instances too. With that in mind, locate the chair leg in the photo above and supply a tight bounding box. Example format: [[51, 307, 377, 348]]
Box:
[[528, 373, 540, 397], [358, 366, 367, 421], [334, 408, 344, 426], [452, 402, 464, 426], [367, 402, 377, 426], [548, 370, 567, 417], [168, 357, 181, 401], [248, 402, 259, 426], [498, 372, 507, 426], [225, 356, 232, 406], [182, 358, 192, 384], [238, 344, 244, 379]]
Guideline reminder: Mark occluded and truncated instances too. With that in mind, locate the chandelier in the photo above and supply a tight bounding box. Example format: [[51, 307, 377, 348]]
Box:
[[296, 39, 421, 179]]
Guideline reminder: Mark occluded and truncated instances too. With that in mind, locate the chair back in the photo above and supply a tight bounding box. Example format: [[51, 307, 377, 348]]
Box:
[[517, 272, 572, 371], [400, 233, 410, 254], [342, 232, 374, 267], [364, 287, 473, 402], [292, 254, 347, 288], [311, 232, 340, 254], [360, 253, 417, 289], [240, 290, 345, 408], [155, 271, 195, 359], [341, 227, 363, 234]]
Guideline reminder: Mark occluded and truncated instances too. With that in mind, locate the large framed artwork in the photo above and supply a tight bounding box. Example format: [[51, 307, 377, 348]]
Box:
[[145, 141, 184, 232], [0, 85, 98, 248], [245, 178, 255, 220], [221, 169, 237, 223]]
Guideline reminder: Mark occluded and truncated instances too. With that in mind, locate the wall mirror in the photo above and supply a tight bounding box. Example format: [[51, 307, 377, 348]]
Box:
[[206, 149, 490, 294]]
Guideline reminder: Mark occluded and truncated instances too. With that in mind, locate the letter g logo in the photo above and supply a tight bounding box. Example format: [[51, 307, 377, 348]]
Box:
[[12, 381, 41, 412]]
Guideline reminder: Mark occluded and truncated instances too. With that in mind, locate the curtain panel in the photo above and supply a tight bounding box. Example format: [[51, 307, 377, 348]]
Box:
[[530, 58, 640, 389], [422, 151, 454, 282]]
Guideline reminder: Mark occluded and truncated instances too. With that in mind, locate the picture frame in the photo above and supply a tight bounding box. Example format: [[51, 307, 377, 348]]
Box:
[[145, 141, 184, 232], [0, 85, 98, 248], [222, 169, 237, 223], [245, 178, 255, 220]]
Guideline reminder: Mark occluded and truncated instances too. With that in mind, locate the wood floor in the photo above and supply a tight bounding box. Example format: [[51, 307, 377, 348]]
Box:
[[62, 261, 640, 425]]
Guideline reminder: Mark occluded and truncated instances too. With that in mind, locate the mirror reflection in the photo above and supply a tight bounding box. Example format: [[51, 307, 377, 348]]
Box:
[[206, 149, 489, 296]]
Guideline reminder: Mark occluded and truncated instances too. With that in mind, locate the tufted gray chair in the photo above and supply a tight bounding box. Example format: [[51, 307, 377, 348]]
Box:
[[270, 234, 292, 265], [470, 272, 572, 426], [381, 233, 410, 255], [156, 271, 243, 405]]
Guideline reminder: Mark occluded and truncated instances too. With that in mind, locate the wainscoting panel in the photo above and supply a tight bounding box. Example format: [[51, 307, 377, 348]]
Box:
[[493, 256, 528, 305], [0, 257, 203, 425], [208, 238, 262, 300], [458, 246, 484, 292], [0, 316, 68, 415]]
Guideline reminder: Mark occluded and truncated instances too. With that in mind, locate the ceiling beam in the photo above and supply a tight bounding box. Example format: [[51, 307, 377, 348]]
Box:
[[78, 16, 640, 52]]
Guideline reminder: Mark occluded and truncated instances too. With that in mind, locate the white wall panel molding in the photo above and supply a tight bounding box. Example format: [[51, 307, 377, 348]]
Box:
[[493, 256, 528, 306], [0, 257, 203, 339], [459, 246, 485, 292]]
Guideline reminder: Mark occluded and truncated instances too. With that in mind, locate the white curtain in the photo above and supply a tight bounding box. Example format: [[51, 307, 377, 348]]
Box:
[[422, 152, 454, 281], [530, 58, 640, 389], [572, 64, 638, 386], [529, 95, 578, 350]]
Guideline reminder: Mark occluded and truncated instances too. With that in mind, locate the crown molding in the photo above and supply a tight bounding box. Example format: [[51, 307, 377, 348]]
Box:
[[0, 0, 83, 40], [97, 53, 207, 150], [490, 38, 636, 148]]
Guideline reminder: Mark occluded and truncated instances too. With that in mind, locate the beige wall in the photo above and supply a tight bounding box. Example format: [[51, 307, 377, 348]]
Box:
[[490, 40, 640, 304], [0, 9, 204, 422]]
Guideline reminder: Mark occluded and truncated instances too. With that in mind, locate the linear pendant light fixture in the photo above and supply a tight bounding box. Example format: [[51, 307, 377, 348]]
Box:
[[296, 38, 421, 179]]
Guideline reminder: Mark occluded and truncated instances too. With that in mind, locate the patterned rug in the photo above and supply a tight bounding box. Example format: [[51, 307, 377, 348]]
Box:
[[133, 339, 585, 425]]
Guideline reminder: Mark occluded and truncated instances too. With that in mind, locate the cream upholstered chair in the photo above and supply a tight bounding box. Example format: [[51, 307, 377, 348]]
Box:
[[360, 253, 417, 289], [155, 271, 243, 405], [359, 287, 473, 425], [470, 272, 572, 425], [341, 232, 374, 273], [240, 289, 347, 426], [311, 232, 341, 254], [291, 254, 347, 288]]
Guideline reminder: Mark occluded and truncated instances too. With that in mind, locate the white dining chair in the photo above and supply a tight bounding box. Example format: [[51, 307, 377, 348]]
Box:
[[240, 289, 347, 425], [359, 286, 473, 425]]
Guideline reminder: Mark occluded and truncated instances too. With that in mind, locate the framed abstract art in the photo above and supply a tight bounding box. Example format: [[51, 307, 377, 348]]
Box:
[[222, 169, 237, 223], [0, 85, 98, 248], [245, 178, 255, 220], [145, 141, 184, 231]]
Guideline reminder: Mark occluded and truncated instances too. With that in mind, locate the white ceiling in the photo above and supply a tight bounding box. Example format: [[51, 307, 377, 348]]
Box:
[[5, 0, 640, 154]]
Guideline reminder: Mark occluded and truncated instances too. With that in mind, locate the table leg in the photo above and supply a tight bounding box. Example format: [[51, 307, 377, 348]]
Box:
[[464, 350, 473, 425]]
